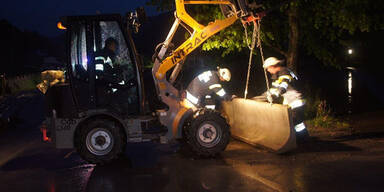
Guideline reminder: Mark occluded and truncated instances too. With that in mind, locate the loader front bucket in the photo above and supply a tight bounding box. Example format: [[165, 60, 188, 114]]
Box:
[[222, 98, 296, 153]]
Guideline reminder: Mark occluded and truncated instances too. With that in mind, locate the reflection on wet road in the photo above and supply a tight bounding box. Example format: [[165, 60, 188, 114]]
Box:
[[1, 130, 384, 192]]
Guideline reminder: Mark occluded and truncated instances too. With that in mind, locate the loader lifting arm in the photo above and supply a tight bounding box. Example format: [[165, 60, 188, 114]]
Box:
[[152, 0, 263, 138]]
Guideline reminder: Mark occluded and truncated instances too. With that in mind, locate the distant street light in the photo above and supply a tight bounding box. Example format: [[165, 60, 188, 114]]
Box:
[[348, 48, 353, 55]]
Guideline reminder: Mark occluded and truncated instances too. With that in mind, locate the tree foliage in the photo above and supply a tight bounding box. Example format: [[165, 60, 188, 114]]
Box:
[[147, 0, 384, 69]]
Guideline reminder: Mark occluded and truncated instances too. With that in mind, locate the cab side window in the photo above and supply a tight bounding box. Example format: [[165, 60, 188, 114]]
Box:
[[70, 25, 88, 81], [98, 21, 135, 82], [92, 20, 139, 115]]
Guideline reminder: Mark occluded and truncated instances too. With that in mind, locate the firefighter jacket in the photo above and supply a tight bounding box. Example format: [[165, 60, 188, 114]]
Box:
[[185, 70, 228, 106], [94, 48, 122, 84], [269, 67, 304, 109]]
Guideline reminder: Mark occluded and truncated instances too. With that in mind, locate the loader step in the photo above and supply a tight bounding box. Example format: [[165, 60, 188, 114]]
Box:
[[139, 116, 167, 134]]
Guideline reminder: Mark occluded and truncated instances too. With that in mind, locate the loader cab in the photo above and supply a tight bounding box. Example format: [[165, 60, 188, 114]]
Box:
[[55, 15, 144, 117]]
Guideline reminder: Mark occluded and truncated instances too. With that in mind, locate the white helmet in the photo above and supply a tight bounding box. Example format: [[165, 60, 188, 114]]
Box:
[[263, 57, 283, 69], [218, 68, 231, 81]]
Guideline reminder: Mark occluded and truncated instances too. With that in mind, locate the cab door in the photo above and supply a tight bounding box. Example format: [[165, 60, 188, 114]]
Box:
[[68, 21, 93, 111], [91, 19, 140, 115], [67, 17, 141, 116]]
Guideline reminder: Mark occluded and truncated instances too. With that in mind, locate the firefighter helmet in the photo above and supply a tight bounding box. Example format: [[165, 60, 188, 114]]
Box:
[[263, 57, 283, 69], [218, 68, 231, 81]]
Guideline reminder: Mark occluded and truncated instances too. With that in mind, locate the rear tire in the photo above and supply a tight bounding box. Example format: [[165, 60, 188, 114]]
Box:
[[184, 109, 230, 157], [75, 119, 126, 164]]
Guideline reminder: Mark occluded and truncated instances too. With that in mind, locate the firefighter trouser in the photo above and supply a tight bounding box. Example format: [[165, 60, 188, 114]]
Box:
[[292, 105, 306, 132], [283, 90, 306, 132]]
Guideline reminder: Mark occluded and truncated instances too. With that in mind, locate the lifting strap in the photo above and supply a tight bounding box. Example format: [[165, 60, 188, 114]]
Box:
[[243, 19, 269, 99]]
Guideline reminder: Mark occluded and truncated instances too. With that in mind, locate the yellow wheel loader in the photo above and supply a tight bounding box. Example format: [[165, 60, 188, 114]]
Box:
[[41, 0, 297, 164]]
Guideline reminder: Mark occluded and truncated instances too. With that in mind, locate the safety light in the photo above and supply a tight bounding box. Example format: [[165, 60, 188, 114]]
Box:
[[40, 124, 51, 142], [57, 22, 67, 30]]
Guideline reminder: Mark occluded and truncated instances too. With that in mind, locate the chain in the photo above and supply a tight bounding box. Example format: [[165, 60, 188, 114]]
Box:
[[243, 21, 258, 99], [243, 19, 270, 99], [256, 19, 270, 91]]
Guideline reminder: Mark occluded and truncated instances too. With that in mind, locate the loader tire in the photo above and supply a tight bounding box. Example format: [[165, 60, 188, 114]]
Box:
[[75, 119, 126, 164], [184, 109, 230, 157]]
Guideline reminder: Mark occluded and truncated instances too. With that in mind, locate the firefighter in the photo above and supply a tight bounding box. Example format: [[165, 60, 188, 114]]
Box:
[[262, 57, 308, 138], [185, 67, 231, 108], [94, 38, 137, 114], [95, 37, 123, 84]]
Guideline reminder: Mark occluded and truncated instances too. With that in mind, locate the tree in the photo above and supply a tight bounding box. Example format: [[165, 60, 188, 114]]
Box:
[[147, 0, 384, 71]]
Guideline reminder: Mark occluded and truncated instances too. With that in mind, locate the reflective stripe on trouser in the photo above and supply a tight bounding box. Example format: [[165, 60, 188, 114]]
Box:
[[294, 122, 306, 132]]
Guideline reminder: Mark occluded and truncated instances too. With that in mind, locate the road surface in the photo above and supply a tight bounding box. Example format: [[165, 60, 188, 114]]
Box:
[[1, 124, 384, 192]]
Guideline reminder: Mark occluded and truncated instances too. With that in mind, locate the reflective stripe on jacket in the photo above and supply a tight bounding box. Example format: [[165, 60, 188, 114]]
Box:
[[270, 67, 303, 108], [186, 70, 227, 105]]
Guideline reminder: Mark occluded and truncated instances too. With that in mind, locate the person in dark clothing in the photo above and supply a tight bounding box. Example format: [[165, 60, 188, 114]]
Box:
[[95, 37, 123, 84], [185, 67, 231, 109], [94, 38, 138, 115], [262, 57, 308, 136]]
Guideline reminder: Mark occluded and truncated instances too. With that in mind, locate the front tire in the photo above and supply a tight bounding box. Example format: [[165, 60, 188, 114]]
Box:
[[75, 119, 126, 164], [184, 110, 230, 157]]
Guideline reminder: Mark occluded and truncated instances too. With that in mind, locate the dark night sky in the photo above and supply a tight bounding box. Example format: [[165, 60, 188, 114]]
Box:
[[0, 0, 158, 37]]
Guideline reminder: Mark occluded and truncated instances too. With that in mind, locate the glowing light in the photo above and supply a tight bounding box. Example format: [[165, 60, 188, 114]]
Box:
[[269, 88, 279, 97], [105, 57, 113, 66], [216, 88, 226, 97], [294, 122, 306, 132], [198, 71, 212, 83], [186, 91, 199, 104], [209, 84, 222, 90], [348, 49, 353, 55], [57, 22, 66, 30], [95, 56, 106, 62], [348, 72, 352, 94], [182, 99, 195, 109], [95, 64, 104, 71], [40, 124, 51, 142], [279, 82, 288, 89], [290, 99, 305, 109], [205, 105, 216, 109]]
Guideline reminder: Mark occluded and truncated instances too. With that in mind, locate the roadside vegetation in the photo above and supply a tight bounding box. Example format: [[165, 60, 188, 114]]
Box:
[[0, 73, 41, 133], [1, 74, 40, 95], [305, 98, 350, 136]]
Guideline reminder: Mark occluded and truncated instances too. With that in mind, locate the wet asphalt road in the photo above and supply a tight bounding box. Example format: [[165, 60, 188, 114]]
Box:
[[0, 127, 384, 192]]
